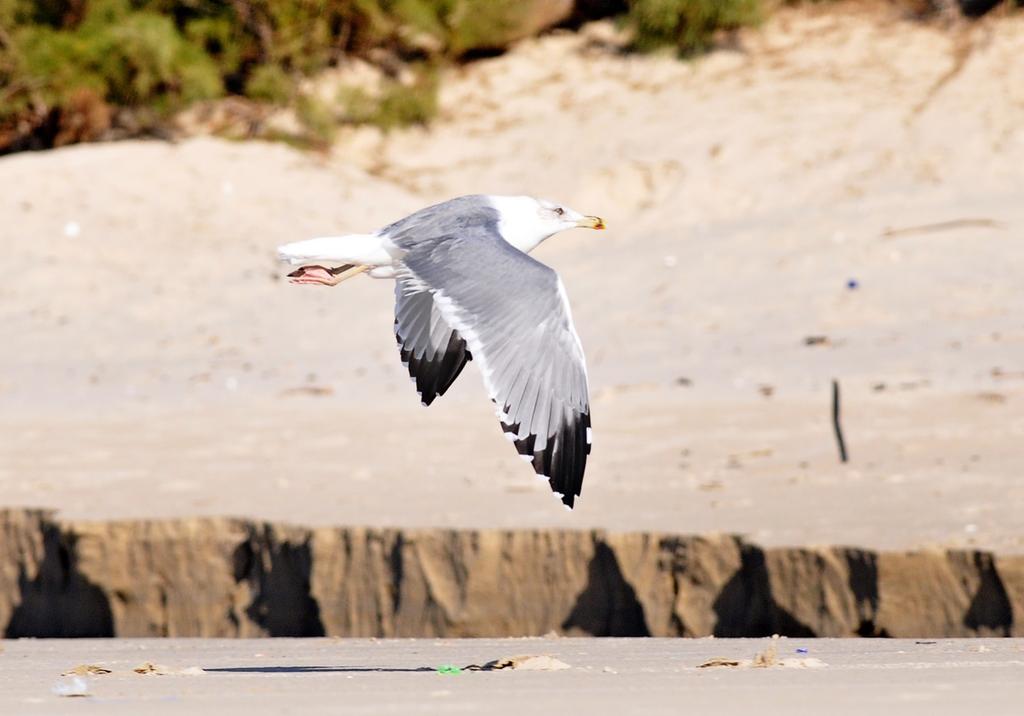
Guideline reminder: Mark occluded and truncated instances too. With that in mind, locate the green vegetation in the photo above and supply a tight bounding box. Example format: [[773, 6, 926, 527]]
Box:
[[0, 0, 1019, 152], [294, 93, 336, 146], [0, 0, 549, 151], [625, 0, 761, 54], [13, 12, 221, 108], [1, 6, 222, 148], [244, 64, 293, 104], [338, 67, 439, 131]]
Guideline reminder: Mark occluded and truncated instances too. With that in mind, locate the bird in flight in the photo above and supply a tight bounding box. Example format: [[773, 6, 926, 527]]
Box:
[[278, 195, 605, 508]]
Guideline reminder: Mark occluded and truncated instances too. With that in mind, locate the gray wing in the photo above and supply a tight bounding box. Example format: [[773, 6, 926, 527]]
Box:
[[395, 225, 591, 508], [394, 284, 471, 406]]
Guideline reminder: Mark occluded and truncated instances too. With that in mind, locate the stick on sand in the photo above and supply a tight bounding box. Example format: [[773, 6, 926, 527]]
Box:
[[832, 379, 848, 463]]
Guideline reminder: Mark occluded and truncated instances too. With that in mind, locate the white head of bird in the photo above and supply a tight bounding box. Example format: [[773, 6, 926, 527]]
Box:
[[489, 195, 605, 254]]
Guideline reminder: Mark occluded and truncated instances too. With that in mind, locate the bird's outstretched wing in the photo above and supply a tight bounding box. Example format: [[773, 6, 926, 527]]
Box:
[[394, 285, 472, 406], [395, 227, 591, 508]]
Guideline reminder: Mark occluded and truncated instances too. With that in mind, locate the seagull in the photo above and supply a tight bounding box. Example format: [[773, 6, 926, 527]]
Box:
[[277, 195, 605, 508]]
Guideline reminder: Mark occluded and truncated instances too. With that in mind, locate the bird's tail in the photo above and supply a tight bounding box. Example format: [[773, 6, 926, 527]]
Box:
[[277, 233, 392, 266]]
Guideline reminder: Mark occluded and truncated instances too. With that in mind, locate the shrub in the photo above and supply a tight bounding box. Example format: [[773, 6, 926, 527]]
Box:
[[0, 8, 222, 150], [7, 10, 221, 111], [245, 63, 293, 103], [338, 65, 439, 130], [394, 0, 581, 56], [0, 0, 569, 151], [295, 93, 336, 146], [372, 70, 439, 129], [430, 0, 528, 55], [626, 0, 762, 54]]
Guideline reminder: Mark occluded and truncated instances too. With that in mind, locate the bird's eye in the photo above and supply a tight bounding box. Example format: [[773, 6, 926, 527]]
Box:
[[554, 207, 565, 216]]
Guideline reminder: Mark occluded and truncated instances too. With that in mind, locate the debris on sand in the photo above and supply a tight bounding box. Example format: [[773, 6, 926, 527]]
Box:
[[881, 218, 1003, 239], [51, 675, 90, 697], [62, 664, 112, 676], [133, 662, 205, 675], [134, 662, 172, 675], [698, 657, 742, 668], [700, 637, 826, 669], [698, 654, 827, 670], [464, 655, 571, 671], [753, 638, 779, 668], [779, 657, 827, 668], [279, 385, 335, 397], [976, 391, 1007, 403]]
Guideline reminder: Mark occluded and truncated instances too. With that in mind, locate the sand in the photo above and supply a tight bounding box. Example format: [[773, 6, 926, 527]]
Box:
[[1, 5, 1023, 551], [4, 637, 1024, 715]]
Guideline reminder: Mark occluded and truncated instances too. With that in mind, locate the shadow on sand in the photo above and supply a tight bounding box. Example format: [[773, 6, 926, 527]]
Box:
[[204, 665, 437, 674]]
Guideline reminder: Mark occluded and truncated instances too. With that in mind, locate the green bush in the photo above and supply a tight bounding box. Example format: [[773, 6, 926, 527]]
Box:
[[338, 65, 439, 130], [0, 0, 554, 150], [295, 93, 336, 146], [389, 0, 530, 55], [245, 63, 293, 103], [626, 0, 761, 54], [22, 14, 220, 105], [0, 1, 392, 149], [184, 15, 249, 84], [4, 10, 221, 127], [3, 0, 1023, 153], [374, 75, 438, 129]]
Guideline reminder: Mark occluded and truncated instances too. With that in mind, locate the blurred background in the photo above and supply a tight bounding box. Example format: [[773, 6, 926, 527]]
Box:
[[1, 0, 1022, 638]]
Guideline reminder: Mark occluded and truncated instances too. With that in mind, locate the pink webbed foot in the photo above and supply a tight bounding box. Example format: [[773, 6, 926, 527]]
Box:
[[287, 265, 344, 286]]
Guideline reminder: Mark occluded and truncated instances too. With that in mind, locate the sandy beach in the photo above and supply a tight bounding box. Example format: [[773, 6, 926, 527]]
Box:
[[5, 637, 1024, 715], [2, 5, 1024, 711], [1, 7, 1022, 552]]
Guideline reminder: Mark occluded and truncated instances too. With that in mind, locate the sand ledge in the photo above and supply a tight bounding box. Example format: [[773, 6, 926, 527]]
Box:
[[3, 509, 1021, 639]]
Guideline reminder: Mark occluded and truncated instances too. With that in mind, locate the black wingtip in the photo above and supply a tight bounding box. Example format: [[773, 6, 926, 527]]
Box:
[[396, 328, 471, 407], [502, 409, 590, 509]]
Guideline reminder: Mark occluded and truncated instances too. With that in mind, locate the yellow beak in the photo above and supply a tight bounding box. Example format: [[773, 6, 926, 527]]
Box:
[[576, 215, 606, 230]]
